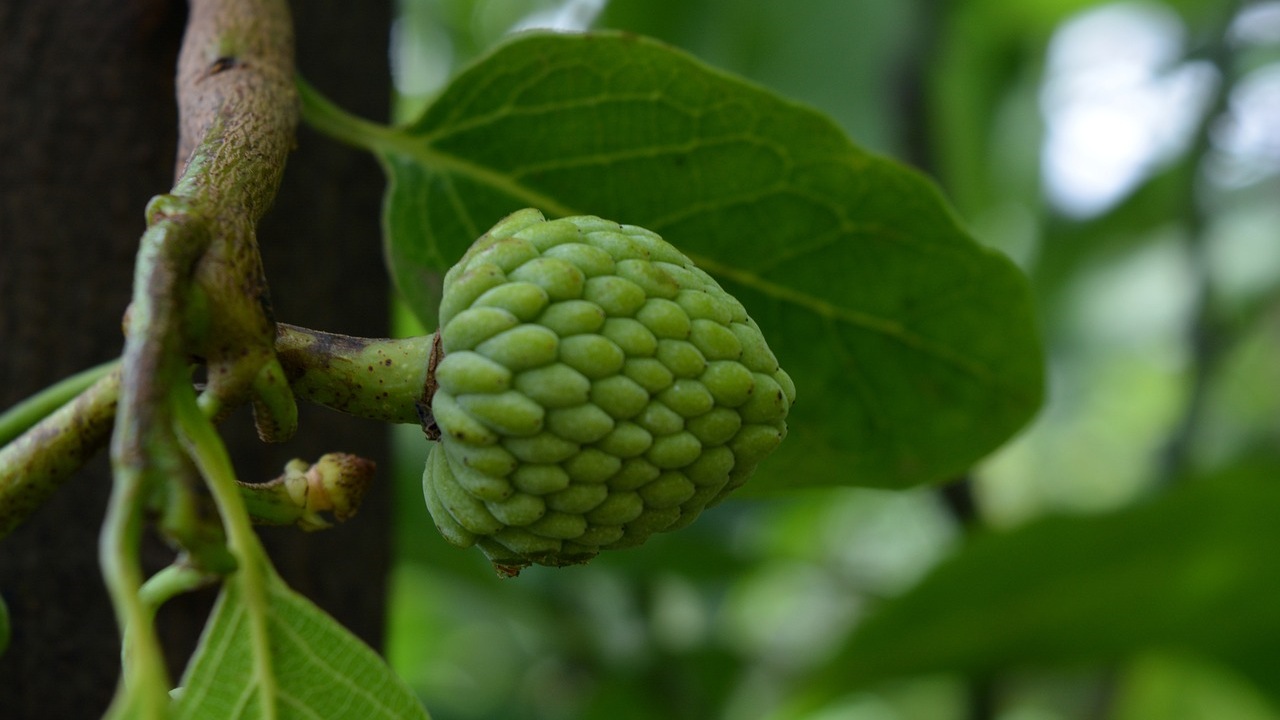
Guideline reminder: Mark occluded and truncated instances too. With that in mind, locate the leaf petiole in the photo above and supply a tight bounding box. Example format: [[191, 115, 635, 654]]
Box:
[[0, 358, 120, 446], [139, 563, 218, 621], [296, 76, 401, 155], [171, 380, 280, 720]]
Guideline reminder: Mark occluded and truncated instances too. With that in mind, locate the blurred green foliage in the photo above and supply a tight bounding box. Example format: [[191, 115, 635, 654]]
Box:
[[384, 1, 1280, 718]]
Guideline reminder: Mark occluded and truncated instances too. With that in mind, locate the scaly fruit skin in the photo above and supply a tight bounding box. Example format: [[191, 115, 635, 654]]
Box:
[[423, 209, 794, 574]]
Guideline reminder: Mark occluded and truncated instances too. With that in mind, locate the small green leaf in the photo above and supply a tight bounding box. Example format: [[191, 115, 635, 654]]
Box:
[[806, 471, 1280, 705], [174, 571, 430, 720], [361, 31, 1042, 490]]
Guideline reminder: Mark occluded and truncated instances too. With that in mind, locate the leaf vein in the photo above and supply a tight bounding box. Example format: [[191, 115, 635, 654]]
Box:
[[266, 593, 404, 718], [174, 594, 247, 717], [278, 690, 327, 720], [689, 252, 994, 383]]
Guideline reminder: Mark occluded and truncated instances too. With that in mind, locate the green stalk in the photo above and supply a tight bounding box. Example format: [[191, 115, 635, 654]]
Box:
[[296, 75, 400, 154], [172, 380, 279, 720], [102, 0, 297, 714], [101, 440, 174, 720], [0, 369, 120, 538], [275, 323, 437, 425], [0, 358, 119, 446], [0, 325, 429, 541], [139, 563, 217, 623]]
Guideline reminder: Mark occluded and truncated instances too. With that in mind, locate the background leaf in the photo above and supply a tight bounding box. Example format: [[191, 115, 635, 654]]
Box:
[[174, 570, 430, 720], [376, 31, 1043, 491], [806, 469, 1280, 706]]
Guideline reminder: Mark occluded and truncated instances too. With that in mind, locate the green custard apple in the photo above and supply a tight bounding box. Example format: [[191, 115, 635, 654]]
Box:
[[422, 209, 794, 575]]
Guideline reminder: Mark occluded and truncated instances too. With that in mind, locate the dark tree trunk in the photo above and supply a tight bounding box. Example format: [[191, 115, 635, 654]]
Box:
[[0, 2, 393, 717]]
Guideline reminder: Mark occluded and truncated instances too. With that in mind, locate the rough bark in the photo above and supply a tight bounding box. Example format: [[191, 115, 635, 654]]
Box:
[[256, 0, 393, 652], [0, 1, 392, 716]]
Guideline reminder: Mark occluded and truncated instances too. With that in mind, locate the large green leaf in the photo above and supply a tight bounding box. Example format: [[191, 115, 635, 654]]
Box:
[[805, 470, 1280, 706], [173, 570, 430, 720], [367, 31, 1042, 490]]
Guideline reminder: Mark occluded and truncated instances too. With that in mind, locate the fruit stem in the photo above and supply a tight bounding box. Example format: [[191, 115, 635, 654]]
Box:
[[275, 323, 438, 427]]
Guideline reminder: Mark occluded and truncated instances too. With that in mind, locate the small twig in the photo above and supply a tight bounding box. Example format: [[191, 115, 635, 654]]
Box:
[[139, 562, 220, 622], [0, 325, 432, 540], [101, 0, 298, 716], [0, 358, 120, 447], [171, 379, 280, 720], [0, 368, 379, 541], [0, 368, 120, 538]]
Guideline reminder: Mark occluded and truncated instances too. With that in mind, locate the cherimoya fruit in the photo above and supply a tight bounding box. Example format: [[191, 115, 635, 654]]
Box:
[[423, 209, 794, 575]]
